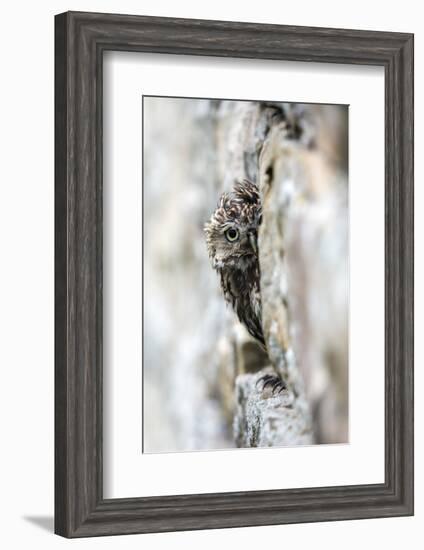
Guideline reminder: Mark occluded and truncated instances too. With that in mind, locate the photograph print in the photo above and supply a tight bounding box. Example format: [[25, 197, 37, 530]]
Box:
[[143, 96, 348, 453]]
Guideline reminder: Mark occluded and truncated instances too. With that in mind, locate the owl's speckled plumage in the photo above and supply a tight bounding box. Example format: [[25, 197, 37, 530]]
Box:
[[204, 179, 265, 347]]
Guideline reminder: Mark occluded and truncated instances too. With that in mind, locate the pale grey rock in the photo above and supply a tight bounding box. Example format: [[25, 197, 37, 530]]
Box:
[[143, 98, 348, 452], [234, 369, 313, 447]]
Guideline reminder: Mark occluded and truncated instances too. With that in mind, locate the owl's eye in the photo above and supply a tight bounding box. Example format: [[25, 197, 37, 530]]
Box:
[[225, 228, 239, 242]]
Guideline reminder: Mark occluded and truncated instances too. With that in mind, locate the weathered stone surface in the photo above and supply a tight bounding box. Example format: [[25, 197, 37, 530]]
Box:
[[143, 98, 348, 452], [234, 369, 313, 448], [258, 107, 349, 444]]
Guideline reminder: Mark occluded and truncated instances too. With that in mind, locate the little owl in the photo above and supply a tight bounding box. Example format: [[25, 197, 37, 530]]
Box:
[[204, 179, 285, 394]]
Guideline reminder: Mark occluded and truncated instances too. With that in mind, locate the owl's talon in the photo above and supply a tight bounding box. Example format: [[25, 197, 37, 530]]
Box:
[[271, 380, 280, 392], [264, 379, 276, 390], [255, 374, 271, 388], [257, 374, 286, 395], [273, 380, 286, 394]]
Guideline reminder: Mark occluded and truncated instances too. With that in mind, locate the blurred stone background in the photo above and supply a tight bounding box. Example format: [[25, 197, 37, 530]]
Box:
[[143, 96, 348, 453]]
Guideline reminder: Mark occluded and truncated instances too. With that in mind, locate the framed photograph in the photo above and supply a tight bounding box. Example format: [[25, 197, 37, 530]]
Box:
[[55, 11, 414, 537]]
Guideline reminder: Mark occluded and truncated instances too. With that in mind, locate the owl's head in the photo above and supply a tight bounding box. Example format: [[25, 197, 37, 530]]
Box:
[[204, 180, 262, 270]]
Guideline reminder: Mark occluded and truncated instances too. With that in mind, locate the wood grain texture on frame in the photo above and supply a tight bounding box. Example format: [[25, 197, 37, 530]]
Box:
[[54, 11, 414, 538]]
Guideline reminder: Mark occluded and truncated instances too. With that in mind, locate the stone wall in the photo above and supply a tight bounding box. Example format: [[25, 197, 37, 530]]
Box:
[[143, 98, 348, 452]]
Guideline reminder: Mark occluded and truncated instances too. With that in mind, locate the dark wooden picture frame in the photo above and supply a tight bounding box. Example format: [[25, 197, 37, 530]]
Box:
[[55, 11, 414, 538]]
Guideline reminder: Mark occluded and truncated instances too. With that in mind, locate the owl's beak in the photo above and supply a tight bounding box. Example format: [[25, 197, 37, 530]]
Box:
[[248, 232, 258, 255]]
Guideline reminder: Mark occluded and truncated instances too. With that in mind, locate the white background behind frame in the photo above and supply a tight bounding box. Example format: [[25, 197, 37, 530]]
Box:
[[103, 51, 385, 499]]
